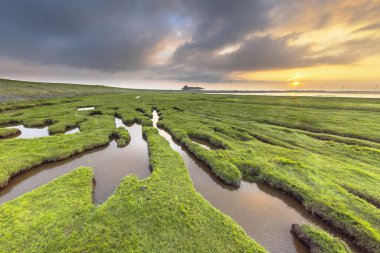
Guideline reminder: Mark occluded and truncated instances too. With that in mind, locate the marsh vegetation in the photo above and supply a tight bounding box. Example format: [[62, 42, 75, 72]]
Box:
[[0, 87, 378, 252]]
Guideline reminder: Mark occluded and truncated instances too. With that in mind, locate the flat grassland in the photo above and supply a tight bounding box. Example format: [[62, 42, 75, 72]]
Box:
[[0, 78, 130, 102], [0, 83, 379, 252]]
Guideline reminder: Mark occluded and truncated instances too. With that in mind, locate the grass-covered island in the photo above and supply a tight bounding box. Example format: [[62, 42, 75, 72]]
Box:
[[0, 79, 379, 252]]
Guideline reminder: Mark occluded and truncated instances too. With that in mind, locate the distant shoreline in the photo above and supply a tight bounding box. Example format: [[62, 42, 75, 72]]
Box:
[[200, 90, 380, 94], [200, 90, 380, 99]]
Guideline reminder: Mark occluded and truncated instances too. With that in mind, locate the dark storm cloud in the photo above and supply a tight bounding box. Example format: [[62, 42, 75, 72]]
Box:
[[0, 0, 179, 71], [178, 0, 270, 50], [0, 0, 379, 83], [171, 35, 311, 72], [158, 68, 225, 83], [0, 0, 274, 74]]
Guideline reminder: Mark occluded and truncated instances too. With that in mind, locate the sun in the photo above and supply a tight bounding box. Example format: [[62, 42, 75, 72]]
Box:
[[292, 81, 300, 86]]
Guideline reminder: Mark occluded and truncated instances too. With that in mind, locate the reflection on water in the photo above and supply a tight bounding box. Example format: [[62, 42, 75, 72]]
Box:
[[152, 110, 360, 253], [189, 137, 219, 150], [0, 120, 150, 204], [64, 127, 80, 134], [5, 125, 49, 138], [3, 125, 80, 139], [77, 107, 95, 111], [115, 118, 129, 129]]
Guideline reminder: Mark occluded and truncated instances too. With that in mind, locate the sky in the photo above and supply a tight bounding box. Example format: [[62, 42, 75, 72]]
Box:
[[0, 0, 379, 90]]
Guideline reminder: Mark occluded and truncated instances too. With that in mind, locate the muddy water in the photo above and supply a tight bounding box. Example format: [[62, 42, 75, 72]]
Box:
[[152, 110, 347, 253], [5, 125, 49, 138], [0, 121, 150, 204]]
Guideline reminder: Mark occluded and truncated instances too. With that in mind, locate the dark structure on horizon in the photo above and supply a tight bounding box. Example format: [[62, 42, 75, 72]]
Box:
[[182, 85, 205, 91]]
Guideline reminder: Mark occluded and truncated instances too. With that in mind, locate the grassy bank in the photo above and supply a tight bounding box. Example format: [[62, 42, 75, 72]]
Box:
[[0, 94, 154, 187], [291, 224, 352, 253], [150, 93, 380, 252], [0, 78, 131, 102], [0, 84, 379, 252], [156, 118, 241, 186], [0, 115, 114, 187], [0, 127, 20, 138], [0, 127, 266, 252]]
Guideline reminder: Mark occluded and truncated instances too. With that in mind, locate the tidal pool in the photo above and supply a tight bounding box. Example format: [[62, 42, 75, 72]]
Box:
[[0, 120, 150, 204], [64, 127, 80, 134], [3, 125, 80, 139], [189, 137, 219, 150], [152, 110, 358, 253], [77, 107, 95, 111], [5, 125, 49, 138]]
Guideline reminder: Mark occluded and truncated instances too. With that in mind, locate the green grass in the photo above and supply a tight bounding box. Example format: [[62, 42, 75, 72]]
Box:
[[150, 93, 380, 252], [114, 127, 130, 147], [0, 96, 153, 187], [157, 118, 241, 186], [0, 77, 130, 102], [0, 115, 114, 187], [0, 127, 20, 138], [0, 168, 94, 251], [0, 83, 379, 252], [0, 126, 266, 252], [291, 224, 352, 253]]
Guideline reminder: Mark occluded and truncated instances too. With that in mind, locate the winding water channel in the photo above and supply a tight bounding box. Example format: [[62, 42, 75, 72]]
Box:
[[151, 110, 360, 253], [152, 111, 312, 252], [0, 120, 149, 204], [0, 112, 360, 253]]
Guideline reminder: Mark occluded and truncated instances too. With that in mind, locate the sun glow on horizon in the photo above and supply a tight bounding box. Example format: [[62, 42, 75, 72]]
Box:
[[292, 81, 300, 86], [231, 56, 380, 90]]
